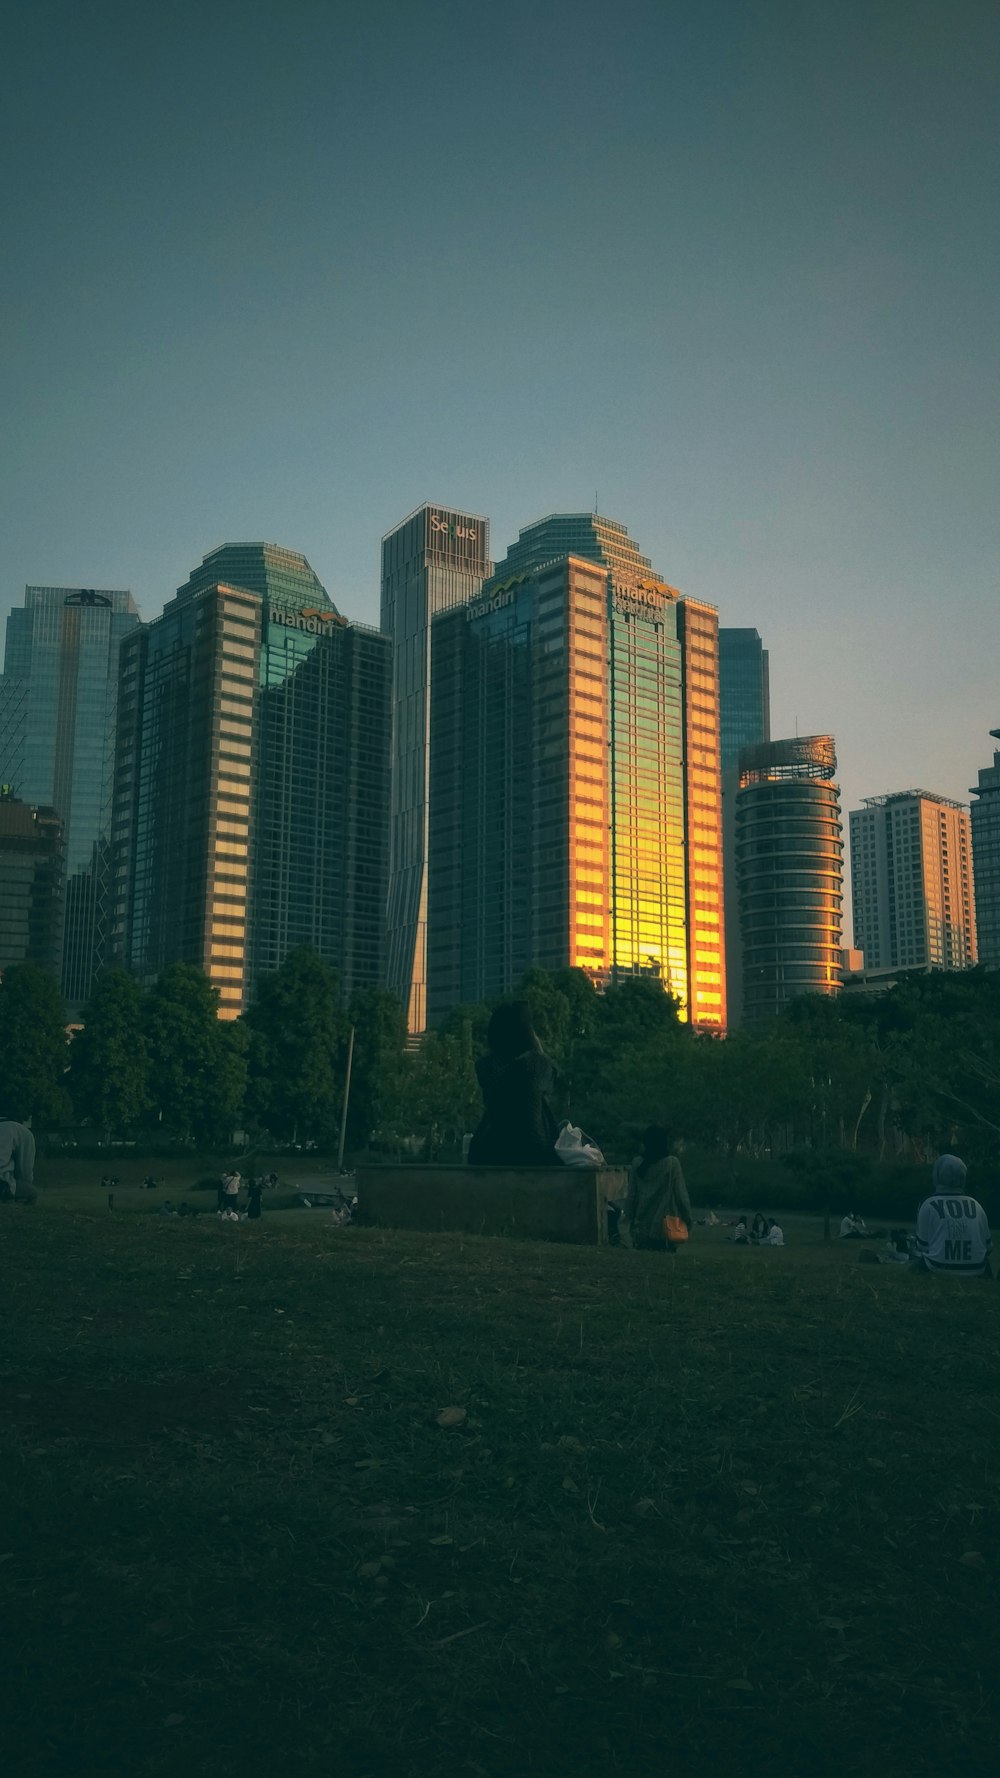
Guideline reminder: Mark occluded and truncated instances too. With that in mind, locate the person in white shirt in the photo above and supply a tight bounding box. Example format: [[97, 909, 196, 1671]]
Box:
[[766, 1220, 784, 1247], [913, 1155, 992, 1278], [840, 1211, 869, 1239]]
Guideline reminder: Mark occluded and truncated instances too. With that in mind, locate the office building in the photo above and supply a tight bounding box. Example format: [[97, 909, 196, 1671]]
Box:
[[735, 735, 844, 1025], [719, 628, 770, 774], [426, 513, 725, 1030], [0, 586, 141, 1004], [112, 543, 391, 1019], [719, 628, 771, 1025], [381, 504, 490, 1032], [0, 792, 64, 977], [971, 729, 1000, 968], [849, 790, 976, 974]]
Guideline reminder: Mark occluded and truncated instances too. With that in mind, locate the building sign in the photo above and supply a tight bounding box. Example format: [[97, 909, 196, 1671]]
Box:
[[612, 577, 678, 621], [426, 510, 487, 561], [268, 606, 344, 636], [468, 573, 528, 621]]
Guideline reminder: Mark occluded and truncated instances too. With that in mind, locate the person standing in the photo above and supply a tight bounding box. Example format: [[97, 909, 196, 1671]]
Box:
[[913, 1155, 992, 1278], [246, 1178, 263, 1221], [0, 1115, 37, 1205], [626, 1127, 692, 1253]]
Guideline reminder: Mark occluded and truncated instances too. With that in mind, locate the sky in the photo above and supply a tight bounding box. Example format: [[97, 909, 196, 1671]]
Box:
[[3, 0, 999, 868]]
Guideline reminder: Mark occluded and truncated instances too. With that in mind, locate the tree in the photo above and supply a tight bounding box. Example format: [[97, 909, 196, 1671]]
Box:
[[0, 964, 70, 1129], [243, 947, 347, 1145], [343, 988, 408, 1149], [144, 964, 247, 1146], [67, 969, 148, 1139]]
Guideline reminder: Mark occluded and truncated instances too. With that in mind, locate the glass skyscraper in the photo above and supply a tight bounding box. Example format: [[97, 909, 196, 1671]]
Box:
[[971, 729, 1000, 967], [0, 791, 64, 976], [112, 544, 390, 1017], [426, 514, 725, 1030], [735, 735, 844, 1025], [719, 628, 770, 773], [381, 504, 490, 1033], [0, 585, 141, 1004]]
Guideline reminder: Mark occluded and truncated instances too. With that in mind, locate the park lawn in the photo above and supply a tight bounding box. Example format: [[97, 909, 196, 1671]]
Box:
[[1, 1202, 998, 1778]]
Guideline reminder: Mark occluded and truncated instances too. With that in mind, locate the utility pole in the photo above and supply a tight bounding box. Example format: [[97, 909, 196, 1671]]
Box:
[[336, 1026, 355, 1171]]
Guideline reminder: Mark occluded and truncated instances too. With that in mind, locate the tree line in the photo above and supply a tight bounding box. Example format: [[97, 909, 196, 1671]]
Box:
[[2, 949, 999, 1164]]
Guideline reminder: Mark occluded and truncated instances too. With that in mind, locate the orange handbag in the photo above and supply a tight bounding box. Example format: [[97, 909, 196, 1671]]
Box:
[[663, 1215, 689, 1243]]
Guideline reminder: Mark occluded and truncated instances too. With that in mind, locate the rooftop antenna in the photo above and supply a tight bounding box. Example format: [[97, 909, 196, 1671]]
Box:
[[594, 491, 598, 514]]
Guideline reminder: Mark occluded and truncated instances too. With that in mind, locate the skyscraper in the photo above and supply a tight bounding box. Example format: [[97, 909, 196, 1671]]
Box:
[[849, 790, 976, 974], [381, 505, 490, 1032], [0, 585, 141, 1004], [735, 735, 844, 1025], [0, 791, 64, 977], [971, 729, 1000, 967], [112, 544, 390, 1018], [719, 628, 770, 774], [426, 514, 725, 1030], [719, 627, 771, 1024]]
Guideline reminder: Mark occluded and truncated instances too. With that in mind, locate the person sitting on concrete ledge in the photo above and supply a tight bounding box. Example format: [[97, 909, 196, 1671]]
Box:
[[467, 1001, 560, 1167]]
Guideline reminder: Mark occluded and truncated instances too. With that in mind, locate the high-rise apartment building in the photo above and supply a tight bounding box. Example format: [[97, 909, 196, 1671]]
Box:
[[849, 790, 976, 973], [381, 504, 490, 1032], [735, 735, 844, 1025], [0, 586, 142, 1005], [970, 729, 1000, 968], [719, 628, 770, 774], [111, 543, 391, 1019], [426, 514, 725, 1030], [0, 792, 64, 977]]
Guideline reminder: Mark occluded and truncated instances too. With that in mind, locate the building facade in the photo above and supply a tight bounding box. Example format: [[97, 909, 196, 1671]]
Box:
[[719, 627, 770, 774], [381, 504, 490, 1032], [0, 586, 141, 1004], [970, 729, 1000, 968], [426, 514, 725, 1030], [111, 544, 391, 1018], [849, 790, 977, 974], [0, 792, 64, 978], [735, 735, 844, 1025]]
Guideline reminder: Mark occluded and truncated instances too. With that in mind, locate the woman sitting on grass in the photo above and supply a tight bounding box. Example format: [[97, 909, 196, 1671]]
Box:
[[626, 1126, 692, 1253]]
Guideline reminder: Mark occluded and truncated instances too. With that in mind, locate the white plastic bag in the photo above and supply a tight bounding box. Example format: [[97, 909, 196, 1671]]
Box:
[[555, 1123, 605, 1168]]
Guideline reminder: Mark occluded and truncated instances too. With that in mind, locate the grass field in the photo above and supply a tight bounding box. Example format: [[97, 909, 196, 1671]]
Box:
[[2, 1175, 998, 1778]]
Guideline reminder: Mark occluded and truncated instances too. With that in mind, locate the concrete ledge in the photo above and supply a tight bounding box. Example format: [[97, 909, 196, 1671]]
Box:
[[355, 1164, 629, 1246]]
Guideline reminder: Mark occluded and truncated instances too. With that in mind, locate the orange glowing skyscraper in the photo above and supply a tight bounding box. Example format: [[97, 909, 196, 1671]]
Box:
[[426, 513, 725, 1031]]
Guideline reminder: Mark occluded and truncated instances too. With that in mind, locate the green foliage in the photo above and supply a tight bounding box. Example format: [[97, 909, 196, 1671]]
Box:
[[344, 988, 408, 1149], [144, 964, 247, 1146], [243, 947, 347, 1144], [67, 970, 148, 1137], [0, 963, 71, 1128]]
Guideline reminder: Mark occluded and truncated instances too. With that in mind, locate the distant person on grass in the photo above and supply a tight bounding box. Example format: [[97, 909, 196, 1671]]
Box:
[[467, 1001, 559, 1167], [766, 1218, 784, 1247], [750, 1212, 768, 1244], [0, 1114, 37, 1205], [626, 1126, 692, 1253], [840, 1212, 869, 1239], [247, 1178, 263, 1221], [912, 1154, 993, 1279], [732, 1215, 750, 1244]]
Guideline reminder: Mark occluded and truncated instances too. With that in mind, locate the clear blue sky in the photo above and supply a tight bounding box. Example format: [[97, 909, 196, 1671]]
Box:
[[3, 0, 998, 859]]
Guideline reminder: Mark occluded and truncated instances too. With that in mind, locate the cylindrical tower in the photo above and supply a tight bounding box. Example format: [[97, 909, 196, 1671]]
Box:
[[735, 735, 843, 1025]]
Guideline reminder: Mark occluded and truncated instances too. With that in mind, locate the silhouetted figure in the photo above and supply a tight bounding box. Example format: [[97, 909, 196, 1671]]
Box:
[[626, 1127, 692, 1252], [467, 1002, 559, 1167], [247, 1179, 263, 1221]]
